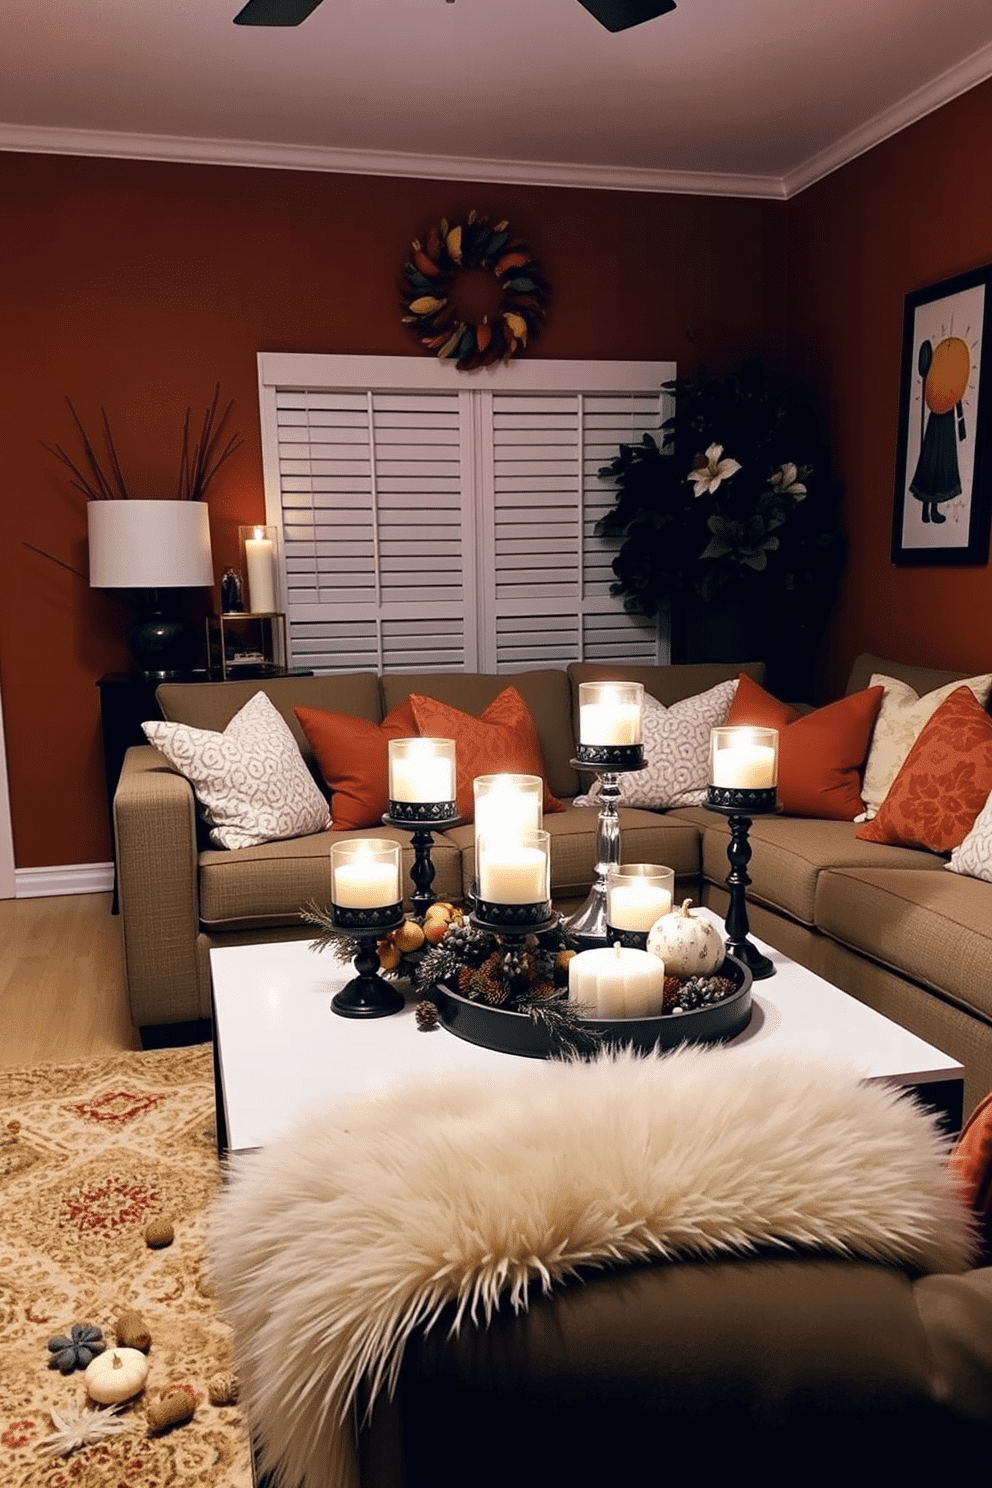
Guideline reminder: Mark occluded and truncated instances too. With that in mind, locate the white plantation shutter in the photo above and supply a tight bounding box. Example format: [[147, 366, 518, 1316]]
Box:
[[481, 389, 665, 671], [257, 354, 673, 674]]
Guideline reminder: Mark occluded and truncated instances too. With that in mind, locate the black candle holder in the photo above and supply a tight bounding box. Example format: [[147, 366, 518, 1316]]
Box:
[[606, 926, 649, 951], [329, 901, 407, 1018], [704, 785, 779, 980], [471, 899, 557, 936], [469, 901, 559, 974], [382, 800, 460, 920], [563, 746, 645, 948]]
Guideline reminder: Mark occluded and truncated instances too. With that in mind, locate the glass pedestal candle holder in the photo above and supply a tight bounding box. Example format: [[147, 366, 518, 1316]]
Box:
[[606, 863, 675, 950], [565, 680, 646, 947], [329, 840, 405, 1017], [383, 738, 459, 918], [705, 726, 780, 980]]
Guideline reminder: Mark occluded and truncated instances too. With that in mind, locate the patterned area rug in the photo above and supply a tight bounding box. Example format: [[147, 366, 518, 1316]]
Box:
[[0, 1045, 252, 1488]]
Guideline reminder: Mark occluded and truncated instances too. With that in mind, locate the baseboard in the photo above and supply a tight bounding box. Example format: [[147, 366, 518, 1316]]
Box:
[[15, 863, 115, 898]]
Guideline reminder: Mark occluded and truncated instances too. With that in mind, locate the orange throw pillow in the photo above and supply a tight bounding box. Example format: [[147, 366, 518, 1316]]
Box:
[[950, 1090, 992, 1266], [408, 687, 564, 822], [294, 699, 419, 830], [856, 685, 992, 853], [726, 672, 883, 820]]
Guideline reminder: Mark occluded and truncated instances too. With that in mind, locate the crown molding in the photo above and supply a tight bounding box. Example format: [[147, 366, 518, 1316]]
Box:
[[0, 121, 785, 199], [2, 36, 991, 203], [783, 37, 992, 197]]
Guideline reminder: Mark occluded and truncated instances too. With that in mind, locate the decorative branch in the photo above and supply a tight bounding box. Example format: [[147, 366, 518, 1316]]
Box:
[[22, 542, 88, 581], [43, 385, 244, 502]]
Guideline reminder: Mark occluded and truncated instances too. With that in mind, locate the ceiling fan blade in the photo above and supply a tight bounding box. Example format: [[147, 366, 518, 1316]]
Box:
[[576, 0, 676, 31], [234, 0, 325, 25]]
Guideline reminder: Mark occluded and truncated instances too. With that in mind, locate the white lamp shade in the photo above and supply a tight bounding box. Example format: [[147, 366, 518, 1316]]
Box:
[[88, 500, 214, 589]]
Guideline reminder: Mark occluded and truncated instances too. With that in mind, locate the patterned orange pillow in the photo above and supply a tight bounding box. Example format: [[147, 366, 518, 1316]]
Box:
[[294, 698, 419, 831], [408, 688, 563, 822], [950, 1090, 992, 1266], [725, 672, 883, 819], [856, 686, 992, 853]]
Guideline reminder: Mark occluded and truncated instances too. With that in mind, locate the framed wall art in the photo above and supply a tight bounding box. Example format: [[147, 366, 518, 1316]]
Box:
[[891, 263, 992, 565]]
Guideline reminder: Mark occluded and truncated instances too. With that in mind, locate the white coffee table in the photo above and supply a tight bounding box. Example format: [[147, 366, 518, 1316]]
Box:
[[210, 916, 964, 1156]]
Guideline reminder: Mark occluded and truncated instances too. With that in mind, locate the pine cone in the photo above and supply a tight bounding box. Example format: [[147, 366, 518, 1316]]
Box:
[[661, 975, 682, 1013], [415, 999, 439, 1031], [467, 952, 510, 1005]]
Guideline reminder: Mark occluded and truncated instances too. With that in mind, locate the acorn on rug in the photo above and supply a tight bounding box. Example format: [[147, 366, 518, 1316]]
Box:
[[209, 1046, 974, 1488]]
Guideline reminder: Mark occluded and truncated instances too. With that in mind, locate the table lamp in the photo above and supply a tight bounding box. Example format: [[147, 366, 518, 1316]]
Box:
[[88, 500, 214, 679]]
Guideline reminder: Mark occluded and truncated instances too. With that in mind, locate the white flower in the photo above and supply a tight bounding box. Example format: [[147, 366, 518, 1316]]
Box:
[[687, 443, 742, 498], [769, 462, 807, 499]]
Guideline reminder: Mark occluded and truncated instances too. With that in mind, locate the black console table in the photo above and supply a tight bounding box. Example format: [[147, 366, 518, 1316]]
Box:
[[97, 668, 313, 912]]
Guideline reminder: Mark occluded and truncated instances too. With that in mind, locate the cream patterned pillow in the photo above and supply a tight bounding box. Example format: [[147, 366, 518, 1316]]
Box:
[[575, 678, 738, 810], [143, 690, 330, 850], [858, 671, 992, 820], [947, 789, 992, 883]]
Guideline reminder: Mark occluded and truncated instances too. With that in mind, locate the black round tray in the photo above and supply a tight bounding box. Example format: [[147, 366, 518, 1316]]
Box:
[[432, 954, 753, 1060]]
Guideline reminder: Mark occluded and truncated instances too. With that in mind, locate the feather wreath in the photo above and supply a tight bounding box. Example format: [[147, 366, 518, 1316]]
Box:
[[400, 211, 549, 370]]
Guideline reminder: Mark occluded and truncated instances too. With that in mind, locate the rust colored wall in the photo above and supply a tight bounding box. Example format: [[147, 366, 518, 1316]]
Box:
[[785, 78, 992, 699], [0, 151, 786, 869]]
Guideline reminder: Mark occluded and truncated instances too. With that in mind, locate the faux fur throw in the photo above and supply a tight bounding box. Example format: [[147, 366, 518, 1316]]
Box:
[[209, 1047, 973, 1488]]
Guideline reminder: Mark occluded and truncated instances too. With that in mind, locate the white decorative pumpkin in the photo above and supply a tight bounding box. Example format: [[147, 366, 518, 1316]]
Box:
[[84, 1347, 149, 1404], [647, 899, 723, 977]]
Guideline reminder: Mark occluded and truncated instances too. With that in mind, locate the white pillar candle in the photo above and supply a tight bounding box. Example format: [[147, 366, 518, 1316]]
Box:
[[578, 681, 644, 747], [567, 945, 666, 1020], [608, 881, 673, 932], [388, 739, 455, 804], [712, 743, 776, 789], [579, 702, 641, 746], [245, 528, 276, 614], [331, 841, 400, 909], [478, 845, 548, 904]]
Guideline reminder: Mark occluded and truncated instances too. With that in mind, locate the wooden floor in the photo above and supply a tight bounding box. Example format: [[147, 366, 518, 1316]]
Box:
[[0, 893, 142, 1068]]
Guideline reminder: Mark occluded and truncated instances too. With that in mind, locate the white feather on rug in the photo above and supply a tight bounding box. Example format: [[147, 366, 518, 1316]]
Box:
[[208, 1046, 973, 1488]]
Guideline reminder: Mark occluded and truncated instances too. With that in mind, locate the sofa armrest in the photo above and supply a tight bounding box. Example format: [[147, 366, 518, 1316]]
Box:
[[114, 744, 206, 1029]]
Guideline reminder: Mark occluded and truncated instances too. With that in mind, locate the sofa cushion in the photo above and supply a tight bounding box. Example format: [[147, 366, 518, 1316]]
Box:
[[407, 688, 563, 820], [198, 825, 464, 929], [157, 673, 383, 772], [814, 866, 992, 1024], [726, 673, 883, 820], [948, 789, 992, 884], [950, 1091, 992, 1265], [380, 670, 580, 801], [677, 808, 945, 927], [445, 803, 702, 901], [143, 690, 330, 851], [857, 687, 992, 854], [859, 670, 992, 820], [845, 652, 983, 701], [294, 699, 419, 830]]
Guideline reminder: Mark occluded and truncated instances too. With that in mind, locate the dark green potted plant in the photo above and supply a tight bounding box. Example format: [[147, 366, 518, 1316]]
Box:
[[595, 359, 845, 698]]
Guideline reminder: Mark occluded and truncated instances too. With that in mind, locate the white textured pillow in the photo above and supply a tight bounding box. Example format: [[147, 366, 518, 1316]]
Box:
[[575, 678, 738, 810], [946, 789, 992, 884], [858, 671, 992, 820], [143, 690, 330, 850]]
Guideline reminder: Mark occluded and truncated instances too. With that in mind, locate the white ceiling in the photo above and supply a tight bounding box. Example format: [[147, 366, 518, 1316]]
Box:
[[5, 0, 992, 198]]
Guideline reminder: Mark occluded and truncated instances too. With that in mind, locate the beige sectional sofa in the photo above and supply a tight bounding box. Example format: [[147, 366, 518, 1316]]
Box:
[[113, 653, 992, 1117]]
